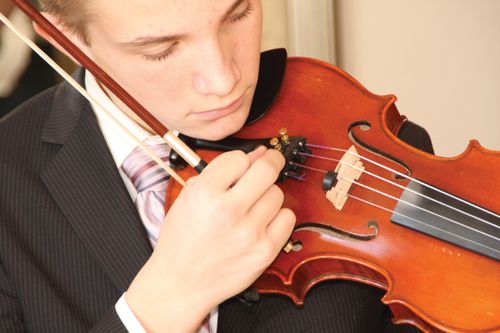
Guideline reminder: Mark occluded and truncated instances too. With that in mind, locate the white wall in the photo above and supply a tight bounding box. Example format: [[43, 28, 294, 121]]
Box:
[[262, 0, 500, 157], [262, 0, 335, 63], [335, 0, 500, 156], [261, 0, 289, 52]]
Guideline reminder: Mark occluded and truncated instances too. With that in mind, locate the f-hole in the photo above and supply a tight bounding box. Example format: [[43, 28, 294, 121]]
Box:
[[348, 121, 411, 179]]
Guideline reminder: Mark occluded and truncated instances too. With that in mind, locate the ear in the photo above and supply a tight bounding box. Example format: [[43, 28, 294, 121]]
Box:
[[33, 12, 92, 66]]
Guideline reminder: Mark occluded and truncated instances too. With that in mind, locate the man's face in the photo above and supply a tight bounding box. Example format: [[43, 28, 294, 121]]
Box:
[[83, 0, 262, 140]]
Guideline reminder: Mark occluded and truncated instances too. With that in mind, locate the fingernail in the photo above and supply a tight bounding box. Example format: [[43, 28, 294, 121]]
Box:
[[254, 145, 267, 152]]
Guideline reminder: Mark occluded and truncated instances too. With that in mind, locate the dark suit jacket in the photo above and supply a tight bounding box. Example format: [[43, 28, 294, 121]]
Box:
[[0, 61, 432, 332]]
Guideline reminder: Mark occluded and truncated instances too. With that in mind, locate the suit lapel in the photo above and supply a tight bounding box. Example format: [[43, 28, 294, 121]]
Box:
[[40, 70, 152, 292]]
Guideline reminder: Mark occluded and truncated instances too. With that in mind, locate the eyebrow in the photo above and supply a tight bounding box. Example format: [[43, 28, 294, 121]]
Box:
[[120, 0, 246, 48]]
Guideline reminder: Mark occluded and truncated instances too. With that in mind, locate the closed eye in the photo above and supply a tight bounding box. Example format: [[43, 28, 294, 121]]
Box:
[[142, 41, 180, 62], [227, 2, 254, 23]]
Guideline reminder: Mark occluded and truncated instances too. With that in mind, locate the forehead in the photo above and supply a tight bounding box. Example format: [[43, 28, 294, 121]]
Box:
[[91, 0, 242, 38]]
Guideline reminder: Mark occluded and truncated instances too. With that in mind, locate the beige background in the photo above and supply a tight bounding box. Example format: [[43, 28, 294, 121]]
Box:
[[261, 0, 289, 52], [262, 0, 500, 157]]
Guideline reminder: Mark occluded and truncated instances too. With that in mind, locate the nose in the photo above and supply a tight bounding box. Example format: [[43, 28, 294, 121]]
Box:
[[192, 38, 241, 96]]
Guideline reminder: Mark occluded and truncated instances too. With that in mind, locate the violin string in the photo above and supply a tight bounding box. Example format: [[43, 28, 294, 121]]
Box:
[[298, 152, 498, 229], [341, 191, 499, 253], [278, 163, 492, 247], [0, 12, 186, 187], [306, 143, 499, 219], [292, 161, 500, 240], [287, 174, 306, 182], [336, 175, 499, 242], [304, 143, 500, 220]]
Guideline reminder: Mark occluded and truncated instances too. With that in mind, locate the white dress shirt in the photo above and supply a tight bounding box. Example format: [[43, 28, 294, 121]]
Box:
[[85, 71, 218, 332]]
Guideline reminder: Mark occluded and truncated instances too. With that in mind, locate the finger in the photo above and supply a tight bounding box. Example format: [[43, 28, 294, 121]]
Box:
[[265, 208, 296, 254], [246, 145, 267, 164], [197, 150, 251, 191], [229, 149, 285, 209], [246, 184, 284, 229]]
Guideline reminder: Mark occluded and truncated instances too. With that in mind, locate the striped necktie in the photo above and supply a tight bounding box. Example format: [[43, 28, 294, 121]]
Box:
[[121, 142, 171, 247], [121, 142, 213, 332]]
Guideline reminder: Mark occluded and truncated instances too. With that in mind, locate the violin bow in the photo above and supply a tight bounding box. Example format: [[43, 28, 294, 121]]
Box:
[[3, 0, 207, 177], [0, 11, 188, 185]]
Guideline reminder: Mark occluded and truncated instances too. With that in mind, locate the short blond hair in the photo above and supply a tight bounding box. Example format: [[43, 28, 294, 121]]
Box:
[[37, 0, 91, 44]]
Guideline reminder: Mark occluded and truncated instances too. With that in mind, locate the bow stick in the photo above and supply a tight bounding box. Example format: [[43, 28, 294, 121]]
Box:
[[0, 10, 187, 186]]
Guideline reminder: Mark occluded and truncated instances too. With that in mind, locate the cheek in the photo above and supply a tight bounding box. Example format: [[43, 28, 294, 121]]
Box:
[[137, 69, 192, 128], [86, 29, 193, 133], [99, 55, 190, 126], [234, 19, 262, 83]]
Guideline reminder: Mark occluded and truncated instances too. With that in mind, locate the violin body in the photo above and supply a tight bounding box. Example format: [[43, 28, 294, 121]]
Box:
[[166, 56, 500, 333]]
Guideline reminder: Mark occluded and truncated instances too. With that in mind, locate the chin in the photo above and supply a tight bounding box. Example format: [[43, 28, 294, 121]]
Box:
[[201, 121, 245, 141], [195, 109, 249, 141]]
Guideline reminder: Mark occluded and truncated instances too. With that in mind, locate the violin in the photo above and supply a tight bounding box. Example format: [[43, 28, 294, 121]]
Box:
[[164, 51, 500, 333], [7, 2, 499, 333]]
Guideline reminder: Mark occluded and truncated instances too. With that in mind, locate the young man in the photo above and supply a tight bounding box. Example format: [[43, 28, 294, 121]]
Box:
[[0, 0, 430, 332]]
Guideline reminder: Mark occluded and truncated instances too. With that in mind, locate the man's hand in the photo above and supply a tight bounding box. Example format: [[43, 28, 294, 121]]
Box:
[[127, 147, 295, 332]]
